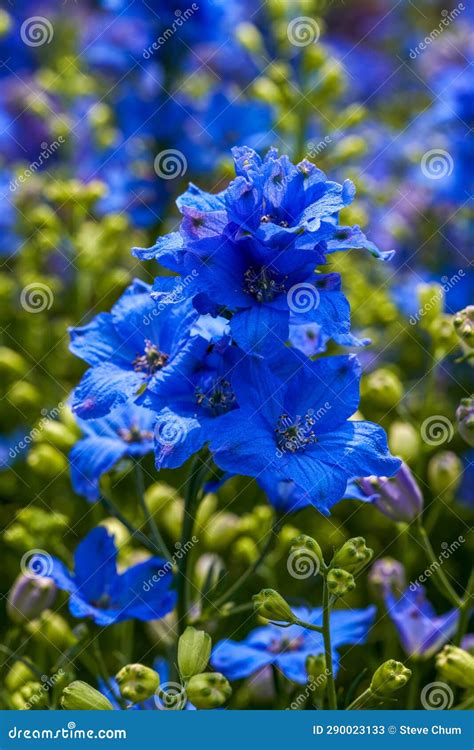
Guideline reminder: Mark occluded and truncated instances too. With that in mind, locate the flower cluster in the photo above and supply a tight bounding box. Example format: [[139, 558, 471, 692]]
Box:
[[70, 146, 400, 514]]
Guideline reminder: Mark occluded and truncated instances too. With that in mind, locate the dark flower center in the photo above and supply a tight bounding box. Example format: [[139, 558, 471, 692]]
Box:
[[275, 412, 317, 454], [117, 424, 153, 443], [195, 378, 236, 417], [91, 593, 112, 609], [243, 266, 286, 303], [133, 339, 169, 376], [268, 635, 305, 653], [260, 214, 289, 228]]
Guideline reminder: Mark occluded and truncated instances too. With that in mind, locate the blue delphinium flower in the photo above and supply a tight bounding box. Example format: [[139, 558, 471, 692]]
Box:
[[147, 320, 243, 470], [44, 527, 176, 626], [384, 584, 459, 659], [211, 605, 375, 683], [70, 403, 155, 502], [209, 355, 401, 514], [69, 279, 198, 419]]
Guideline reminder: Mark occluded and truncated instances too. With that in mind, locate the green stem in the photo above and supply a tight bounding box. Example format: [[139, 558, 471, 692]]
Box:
[[293, 619, 324, 634], [99, 494, 160, 555], [454, 568, 474, 646], [176, 454, 210, 635], [207, 519, 282, 613], [417, 521, 462, 607], [406, 662, 421, 710], [347, 688, 373, 710], [135, 461, 171, 561], [322, 578, 338, 710]]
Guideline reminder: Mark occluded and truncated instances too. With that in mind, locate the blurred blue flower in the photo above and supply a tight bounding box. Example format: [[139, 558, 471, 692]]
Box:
[[384, 584, 459, 659], [45, 527, 175, 626], [212, 605, 376, 683]]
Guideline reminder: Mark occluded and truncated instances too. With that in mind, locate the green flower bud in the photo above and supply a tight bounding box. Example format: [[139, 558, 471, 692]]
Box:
[[453, 305, 474, 348], [8, 382, 41, 411], [144, 482, 177, 514], [306, 654, 328, 703], [361, 368, 403, 410], [289, 534, 324, 568], [427, 451, 463, 497], [160, 498, 184, 540], [232, 536, 260, 565], [429, 314, 458, 357], [332, 135, 367, 162], [11, 681, 49, 710], [0, 347, 28, 379], [115, 664, 160, 703], [436, 645, 474, 689], [0, 10, 12, 37], [37, 419, 77, 450], [326, 568, 356, 597], [27, 610, 76, 651], [203, 512, 241, 552], [60, 681, 113, 710], [370, 660, 411, 696], [416, 283, 444, 326], [5, 662, 37, 694], [185, 672, 231, 709], [331, 537, 373, 574], [235, 22, 264, 54], [178, 627, 212, 681], [456, 396, 474, 447], [252, 589, 296, 624], [7, 573, 56, 623], [389, 420, 421, 463], [27, 444, 68, 478], [251, 77, 282, 105]]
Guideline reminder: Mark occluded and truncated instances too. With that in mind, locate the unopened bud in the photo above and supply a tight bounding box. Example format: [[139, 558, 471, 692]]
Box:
[[5, 662, 37, 694], [427, 451, 463, 497], [331, 537, 373, 574], [436, 645, 474, 688], [252, 589, 296, 624], [60, 680, 113, 710], [7, 574, 56, 624], [306, 654, 328, 702], [362, 368, 403, 410], [115, 664, 159, 703], [456, 397, 474, 447], [326, 568, 356, 597], [11, 681, 48, 710], [185, 672, 231, 709], [26, 610, 76, 651], [453, 306, 474, 348], [178, 627, 212, 681], [389, 421, 420, 463], [370, 660, 411, 696]]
